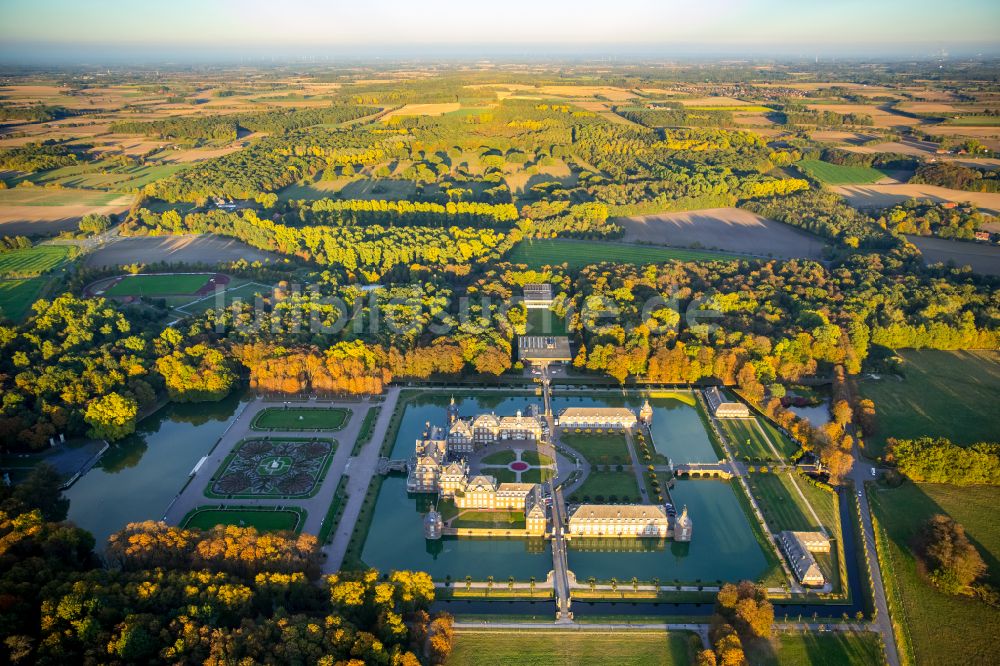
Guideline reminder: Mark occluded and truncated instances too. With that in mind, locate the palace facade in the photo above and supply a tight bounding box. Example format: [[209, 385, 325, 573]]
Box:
[[567, 504, 692, 540], [704, 387, 751, 418], [557, 406, 639, 430]]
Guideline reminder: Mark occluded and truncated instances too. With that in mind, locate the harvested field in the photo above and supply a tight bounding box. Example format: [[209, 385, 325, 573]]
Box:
[[733, 114, 778, 126], [810, 130, 877, 143], [536, 85, 637, 101], [841, 140, 938, 157], [383, 103, 460, 119], [508, 239, 735, 269], [617, 207, 825, 259], [831, 183, 1000, 215], [906, 235, 1000, 276], [84, 234, 280, 268], [0, 194, 134, 236]]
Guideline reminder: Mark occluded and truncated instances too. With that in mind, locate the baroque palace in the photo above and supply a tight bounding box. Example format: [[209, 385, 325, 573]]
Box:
[[407, 397, 692, 543]]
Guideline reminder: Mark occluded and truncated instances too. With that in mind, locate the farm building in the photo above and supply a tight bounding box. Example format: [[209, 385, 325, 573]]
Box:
[[557, 407, 638, 430], [518, 335, 572, 364], [704, 386, 750, 418], [522, 283, 554, 308]]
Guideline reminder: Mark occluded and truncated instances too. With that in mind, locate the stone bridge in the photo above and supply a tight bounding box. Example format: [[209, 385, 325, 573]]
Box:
[[672, 462, 734, 480]]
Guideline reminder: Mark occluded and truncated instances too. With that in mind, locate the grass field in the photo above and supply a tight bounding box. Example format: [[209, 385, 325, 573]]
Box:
[[526, 307, 568, 335], [508, 239, 735, 270], [452, 510, 526, 530], [559, 432, 631, 465], [521, 450, 555, 466], [0, 277, 47, 321], [18, 162, 186, 192], [449, 630, 692, 666], [942, 115, 1000, 126], [796, 159, 891, 185], [749, 472, 836, 535], [870, 482, 1000, 666], [747, 631, 884, 665], [0, 244, 72, 277], [0, 186, 131, 206], [719, 418, 784, 461], [490, 467, 555, 484], [251, 407, 350, 431], [573, 470, 642, 501], [176, 281, 272, 315], [104, 273, 213, 297], [858, 350, 1000, 457], [482, 450, 517, 465], [182, 507, 304, 532]]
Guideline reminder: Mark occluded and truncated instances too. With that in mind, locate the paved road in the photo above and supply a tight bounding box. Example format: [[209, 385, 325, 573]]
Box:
[[323, 387, 401, 572], [849, 449, 901, 666]]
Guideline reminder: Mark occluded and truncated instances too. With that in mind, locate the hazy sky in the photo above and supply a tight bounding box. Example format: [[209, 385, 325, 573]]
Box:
[[2, 0, 999, 61]]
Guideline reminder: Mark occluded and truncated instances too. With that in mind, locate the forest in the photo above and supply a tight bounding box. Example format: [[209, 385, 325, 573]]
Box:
[[0, 467, 454, 664]]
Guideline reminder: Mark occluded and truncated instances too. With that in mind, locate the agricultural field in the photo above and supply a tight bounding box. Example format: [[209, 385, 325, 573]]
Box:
[[795, 159, 893, 185], [251, 407, 350, 431], [449, 630, 693, 666], [0, 244, 72, 277], [859, 350, 1000, 457], [102, 273, 215, 297], [19, 162, 187, 191], [870, 482, 1000, 666], [0, 277, 48, 321], [508, 239, 736, 270], [831, 183, 1000, 215], [905, 235, 1000, 277], [182, 507, 304, 532], [0, 187, 132, 206], [616, 207, 825, 259], [83, 234, 280, 268]]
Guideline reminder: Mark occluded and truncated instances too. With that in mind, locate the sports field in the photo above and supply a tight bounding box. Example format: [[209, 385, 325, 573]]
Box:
[[182, 507, 304, 532], [0, 244, 72, 277], [796, 159, 891, 185], [870, 482, 1000, 666], [450, 630, 692, 666], [103, 273, 213, 297], [508, 239, 735, 269], [859, 349, 1000, 457], [251, 407, 351, 431]]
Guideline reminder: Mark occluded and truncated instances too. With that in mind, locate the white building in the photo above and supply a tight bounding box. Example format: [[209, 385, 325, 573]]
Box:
[[557, 407, 638, 430], [704, 387, 750, 418]]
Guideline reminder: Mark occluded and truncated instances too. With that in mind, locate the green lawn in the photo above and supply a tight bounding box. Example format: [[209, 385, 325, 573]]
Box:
[[104, 273, 213, 297], [0, 245, 72, 277], [559, 432, 631, 466], [252, 407, 350, 431], [482, 450, 517, 465], [870, 482, 1000, 666], [182, 507, 304, 532], [452, 510, 526, 530], [449, 630, 693, 666], [749, 472, 836, 534], [747, 631, 884, 665], [521, 450, 555, 466], [720, 418, 781, 461], [489, 467, 555, 484], [508, 239, 736, 270], [858, 350, 1000, 457], [0, 278, 48, 322], [573, 471, 642, 502], [796, 159, 891, 185], [526, 307, 568, 335]]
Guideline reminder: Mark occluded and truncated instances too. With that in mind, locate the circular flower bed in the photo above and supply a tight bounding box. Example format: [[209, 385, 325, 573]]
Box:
[[509, 461, 529, 472]]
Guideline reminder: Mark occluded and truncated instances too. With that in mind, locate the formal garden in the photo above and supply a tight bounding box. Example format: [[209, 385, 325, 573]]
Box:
[[251, 407, 351, 431], [207, 437, 336, 499]]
